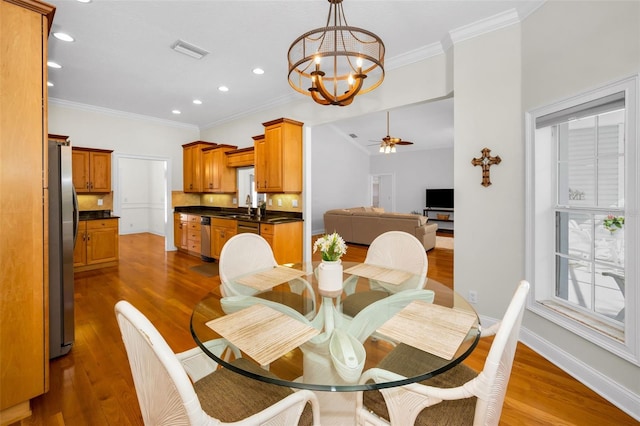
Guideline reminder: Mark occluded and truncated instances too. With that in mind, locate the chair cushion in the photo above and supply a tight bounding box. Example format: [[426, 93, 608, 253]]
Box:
[[341, 291, 389, 317], [194, 358, 313, 425], [256, 291, 314, 317], [363, 344, 478, 425]]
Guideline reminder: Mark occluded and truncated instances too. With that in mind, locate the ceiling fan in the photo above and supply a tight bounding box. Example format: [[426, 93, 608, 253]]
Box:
[[369, 111, 414, 153]]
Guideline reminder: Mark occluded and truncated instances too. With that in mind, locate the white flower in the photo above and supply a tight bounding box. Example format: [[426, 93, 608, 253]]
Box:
[[313, 232, 347, 261]]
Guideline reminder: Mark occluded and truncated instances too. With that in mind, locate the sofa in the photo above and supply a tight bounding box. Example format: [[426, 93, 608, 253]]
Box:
[[323, 207, 438, 251]]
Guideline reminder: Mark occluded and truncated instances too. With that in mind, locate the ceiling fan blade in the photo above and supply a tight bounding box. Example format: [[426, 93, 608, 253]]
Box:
[[396, 140, 414, 145]]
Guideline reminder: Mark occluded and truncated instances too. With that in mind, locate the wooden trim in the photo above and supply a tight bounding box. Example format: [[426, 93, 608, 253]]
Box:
[[181, 141, 217, 149], [227, 146, 254, 154], [72, 146, 113, 154], [74, 260, 118, 272], [252, 134, 265, 141], [202, 144, 237, 152], [261, 117, 304, 128], [5, 0, 55, 34]]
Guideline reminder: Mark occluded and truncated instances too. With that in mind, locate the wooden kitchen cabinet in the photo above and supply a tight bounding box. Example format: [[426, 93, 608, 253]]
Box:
[[226, 146, 255, 168], [0, 1, 55, 422], [211, 218, 237, 260], [255, 118, 303, 193], [74, 219, 119, 271], [260, 221, 302, 264], [186, 215, 201, 255], [72, 147, 113, 193], [183, 141, 216, 193], [202, 144, 237, 193], [173, 213, 188, 251]]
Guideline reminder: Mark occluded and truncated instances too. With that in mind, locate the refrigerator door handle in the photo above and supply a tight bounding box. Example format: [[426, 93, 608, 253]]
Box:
[[72, 184, 79, 248]]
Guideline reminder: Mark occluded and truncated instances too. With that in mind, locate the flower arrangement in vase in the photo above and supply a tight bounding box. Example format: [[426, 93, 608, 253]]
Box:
[[313, 232, 347, 262], [313, 232, 347, 295], [603, 215, 624, 234]]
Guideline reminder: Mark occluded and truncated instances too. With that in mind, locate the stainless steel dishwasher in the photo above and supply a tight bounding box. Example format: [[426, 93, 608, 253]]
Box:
[[236, 220, 260, 234], [200, 216, 213, 262]]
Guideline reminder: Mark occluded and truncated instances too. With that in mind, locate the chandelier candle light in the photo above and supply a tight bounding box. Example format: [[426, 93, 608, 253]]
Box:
[[288, 0, 385, 106], [314, 232, 347, 295]]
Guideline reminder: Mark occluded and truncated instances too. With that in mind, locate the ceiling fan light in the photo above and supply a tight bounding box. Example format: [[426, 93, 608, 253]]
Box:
[[391, 145, 396, 153], [379, 145, 385, 153], [384, 145, 391, 154]]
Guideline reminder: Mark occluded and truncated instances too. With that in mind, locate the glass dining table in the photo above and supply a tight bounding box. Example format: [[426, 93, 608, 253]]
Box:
[[190, 261, 480, 423]]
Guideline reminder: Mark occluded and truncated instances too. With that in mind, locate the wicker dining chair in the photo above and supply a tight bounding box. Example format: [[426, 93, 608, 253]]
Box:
[[355, 280, 530, 426], [115, 300, 321, 425], [219, 233, 316, 319], [341, 231, 428, 318]]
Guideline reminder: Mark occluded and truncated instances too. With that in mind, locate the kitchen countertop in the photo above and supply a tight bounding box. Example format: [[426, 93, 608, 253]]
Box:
[[174, 206, 302, 224], [79, 210, 120, 220]]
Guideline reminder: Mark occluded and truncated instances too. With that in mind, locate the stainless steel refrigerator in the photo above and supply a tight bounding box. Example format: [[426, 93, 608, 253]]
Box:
[[48, 136, 79, 358]]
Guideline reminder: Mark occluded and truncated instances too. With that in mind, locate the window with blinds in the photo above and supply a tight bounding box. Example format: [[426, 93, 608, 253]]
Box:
[[526, 76, 638, 364]]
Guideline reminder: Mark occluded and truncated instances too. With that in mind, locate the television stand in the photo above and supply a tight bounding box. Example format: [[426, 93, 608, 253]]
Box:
[[423, 207, 454, 233]]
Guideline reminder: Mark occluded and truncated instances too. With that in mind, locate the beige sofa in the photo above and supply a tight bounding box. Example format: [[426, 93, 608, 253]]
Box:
[[323, 207, 438, 251]]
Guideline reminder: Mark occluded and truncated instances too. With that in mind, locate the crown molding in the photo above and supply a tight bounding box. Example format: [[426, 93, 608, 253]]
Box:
[[385, 42, 444, 71], [449, 8, 521, 45], [49, 98, 198, 130]]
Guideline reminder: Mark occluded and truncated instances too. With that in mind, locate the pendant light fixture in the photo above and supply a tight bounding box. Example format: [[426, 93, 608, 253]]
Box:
[[287, 0, 385, 106]]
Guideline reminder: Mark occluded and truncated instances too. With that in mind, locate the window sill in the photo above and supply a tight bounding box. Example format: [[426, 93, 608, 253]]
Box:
[[539, 299, 623, 342]]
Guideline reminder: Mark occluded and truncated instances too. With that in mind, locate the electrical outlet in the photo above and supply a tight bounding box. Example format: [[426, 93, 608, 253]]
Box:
[[268, 199, 272, 206], [97, 199, 103, 206], [277, 199, 282, 206], [468, 290, 478, 304], [292, 199, 298, 207]]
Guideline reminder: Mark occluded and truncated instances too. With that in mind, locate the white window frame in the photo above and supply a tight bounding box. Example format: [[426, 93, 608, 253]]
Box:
[[525, 75, 639, 365]]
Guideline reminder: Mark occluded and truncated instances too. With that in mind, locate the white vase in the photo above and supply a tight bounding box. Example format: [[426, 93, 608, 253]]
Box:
[[318, 259, 343, 295]]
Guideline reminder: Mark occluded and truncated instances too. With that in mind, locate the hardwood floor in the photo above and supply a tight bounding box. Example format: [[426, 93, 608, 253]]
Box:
[[20, 233, 637, 425]]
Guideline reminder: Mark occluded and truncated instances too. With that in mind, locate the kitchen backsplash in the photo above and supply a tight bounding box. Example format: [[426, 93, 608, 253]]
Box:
[[77, 192, 113, 211], [170, 190, 302, 213]]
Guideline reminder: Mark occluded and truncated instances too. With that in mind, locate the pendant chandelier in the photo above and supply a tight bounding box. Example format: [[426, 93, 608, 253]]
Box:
[[287, 0, 385, 106]]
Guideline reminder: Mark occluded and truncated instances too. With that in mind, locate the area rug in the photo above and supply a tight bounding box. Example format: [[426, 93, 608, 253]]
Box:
[[189, 262, 219, 277], [436, 236, 454, 250]]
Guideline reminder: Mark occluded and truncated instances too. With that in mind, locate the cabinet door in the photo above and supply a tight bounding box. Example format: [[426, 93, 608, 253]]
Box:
[[86, 226, 119, 264], [264, 125, 283, 191], [72, 150, 90, 192], [202, 149, 214, 192], [183, 145, 202, 192], [89, 151, 111, 192], [254, 136, 267, 191], [73, 222, 87, 267]]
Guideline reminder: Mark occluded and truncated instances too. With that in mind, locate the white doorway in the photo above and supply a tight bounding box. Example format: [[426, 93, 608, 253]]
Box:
[[370, 173, 395, 212], [113, 154, 172, 250]]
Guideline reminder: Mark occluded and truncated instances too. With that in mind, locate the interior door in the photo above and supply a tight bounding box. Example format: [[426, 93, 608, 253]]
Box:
[[371, 174, 394, 211]]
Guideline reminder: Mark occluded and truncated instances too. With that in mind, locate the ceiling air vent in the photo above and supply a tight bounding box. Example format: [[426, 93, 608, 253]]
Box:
[[171, 40, 209, 60], [349, 133, 358, 138]]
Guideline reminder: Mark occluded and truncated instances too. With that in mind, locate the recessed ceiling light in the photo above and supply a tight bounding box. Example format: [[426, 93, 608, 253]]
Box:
[[53, 32, 74, 42], [252, 68, 265, 75], [218, 86, 229, 92], [77, 0, 91, 3], [172, 110, 181, 115], [47, 61, 62, 69], [193, 99, 202, 105], [47, 81, 54, 87]]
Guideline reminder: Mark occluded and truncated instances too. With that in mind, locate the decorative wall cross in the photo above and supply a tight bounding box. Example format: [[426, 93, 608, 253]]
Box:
[[471, 148, 502, 187]]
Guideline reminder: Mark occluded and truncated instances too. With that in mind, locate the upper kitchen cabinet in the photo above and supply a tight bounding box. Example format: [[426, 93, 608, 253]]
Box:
[[1, 0, 55, 422], [72, 147, 113, 193], [183, 141, 216, 193], [202, 144, 237, 193], [255, 118, 303, 193], [225, 146, 255, 168]]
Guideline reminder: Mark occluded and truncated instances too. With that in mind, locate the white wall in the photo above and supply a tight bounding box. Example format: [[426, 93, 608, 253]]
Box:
[[520, 0, 640, 415], [118, 157, 166, 236], [370, 147, 454, 214], [309, 125, 371, 234]]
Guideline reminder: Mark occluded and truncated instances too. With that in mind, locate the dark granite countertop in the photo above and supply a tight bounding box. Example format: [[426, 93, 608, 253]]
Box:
[[173, 206, 302, 224], [79, 210, 120, 220]]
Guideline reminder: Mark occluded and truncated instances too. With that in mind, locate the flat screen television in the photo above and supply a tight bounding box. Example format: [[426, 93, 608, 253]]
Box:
[[426, 188, 454, 209]]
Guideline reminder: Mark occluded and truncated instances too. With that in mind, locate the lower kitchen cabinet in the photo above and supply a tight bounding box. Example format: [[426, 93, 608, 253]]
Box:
[[74, 219, 119, 271], [174, 214, 203, 256], [260, 221, 302, 265], [211, 218, 237, 260]]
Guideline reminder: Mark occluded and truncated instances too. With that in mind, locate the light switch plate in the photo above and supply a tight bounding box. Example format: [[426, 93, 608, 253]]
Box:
[[292, 199, 298, 207], [97, 199, 103, 206], [277, 199, 282, 206]]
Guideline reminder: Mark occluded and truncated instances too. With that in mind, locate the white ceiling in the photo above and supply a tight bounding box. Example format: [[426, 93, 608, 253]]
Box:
[[46, 0, 543, 154]]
